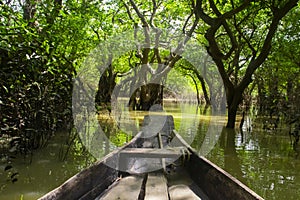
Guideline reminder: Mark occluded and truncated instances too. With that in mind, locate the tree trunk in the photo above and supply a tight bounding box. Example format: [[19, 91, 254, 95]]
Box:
[[95, 66, 116, 111], [129, 89, 140, 110], [227, 107, 237, 129], [128, 83, 163, 111], [226, 88, 243, 128], [139, 83, 163, 111], [199, 77, 211, 106], [195, 0, 298, 128], [194, 71, 211, 106], [189, 74, 201, 105], [23, 0, 37, 26]]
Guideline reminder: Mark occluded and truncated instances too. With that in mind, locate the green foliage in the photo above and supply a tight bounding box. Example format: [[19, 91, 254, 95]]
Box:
[[0, 0, 104, 150], [1, 0, 299, 150], [255, 5, 300, 119]]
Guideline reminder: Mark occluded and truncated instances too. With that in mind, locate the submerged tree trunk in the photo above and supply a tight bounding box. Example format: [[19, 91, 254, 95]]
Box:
[[129, 83, 163, 111], [193, 69, 211, 106], [226, 88, 243, 128], [95, 65, 116, 111]]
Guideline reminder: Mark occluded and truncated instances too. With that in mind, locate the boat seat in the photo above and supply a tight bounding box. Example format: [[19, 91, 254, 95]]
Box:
[[118, 147, 189, 172], [119, 146, 188, 159]]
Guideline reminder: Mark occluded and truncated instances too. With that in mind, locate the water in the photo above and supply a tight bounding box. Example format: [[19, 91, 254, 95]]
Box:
[[1, 102, 300, 199], [0, 133, 96, 200], [204, 127, 300, 200]]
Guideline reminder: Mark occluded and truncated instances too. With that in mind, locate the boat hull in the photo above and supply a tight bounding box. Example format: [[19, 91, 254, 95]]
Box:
[[39, 116, 264, 200]]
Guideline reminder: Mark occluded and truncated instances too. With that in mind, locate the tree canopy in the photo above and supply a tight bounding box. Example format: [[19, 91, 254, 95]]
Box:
[[0, 0, 299, 151]]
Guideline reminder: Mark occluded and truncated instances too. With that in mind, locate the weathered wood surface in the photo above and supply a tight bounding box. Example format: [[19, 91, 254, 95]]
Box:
[[118, 145, 185, 174], [39, 115, 264, 200], [119, 147, 184, 158], [166, 164, 207, 200], [187, 155, 264, 200], [98, 176, 144, 200], [144, 173, 168, 200], [169, 185, 202, 200]]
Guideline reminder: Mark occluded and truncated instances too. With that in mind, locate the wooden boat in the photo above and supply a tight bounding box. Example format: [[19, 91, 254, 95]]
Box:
[[39, 115, 264, 200]]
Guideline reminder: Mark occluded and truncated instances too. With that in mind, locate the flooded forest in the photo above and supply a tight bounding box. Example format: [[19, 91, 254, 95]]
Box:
[[1, 0, 300, 199]]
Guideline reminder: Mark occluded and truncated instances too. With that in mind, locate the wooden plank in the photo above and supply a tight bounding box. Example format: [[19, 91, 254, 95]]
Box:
[[166, 165, 208, 200], [169, 185, 201, 200], [157, 132, 166, 171], [120, 147, 184, 158], [99, 176, 144, 200], [144, 173, 168, 200], [119, 146, 185, 174]]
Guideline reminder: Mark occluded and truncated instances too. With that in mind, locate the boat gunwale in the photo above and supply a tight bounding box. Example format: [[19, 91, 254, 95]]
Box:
[[172, 130, 264, 200], [38, 131, 144, 200], [39, 125, 264, 200]]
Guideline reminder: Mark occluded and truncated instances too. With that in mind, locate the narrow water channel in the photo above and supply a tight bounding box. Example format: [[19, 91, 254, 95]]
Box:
[[0, 102, 299, 199]]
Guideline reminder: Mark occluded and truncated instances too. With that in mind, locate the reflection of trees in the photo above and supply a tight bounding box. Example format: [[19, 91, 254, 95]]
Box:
[[97, 116, 133, 153], [191, 113, 209, 150], [100, 120, 111, 156], [96, 117, 115, 155], [219, 127, 245, 182]]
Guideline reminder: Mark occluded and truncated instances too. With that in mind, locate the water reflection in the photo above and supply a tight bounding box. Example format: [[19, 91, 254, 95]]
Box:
[[0, 131, 96, 200], [1, 103, 300, 200], [205, 124, 300, 200]]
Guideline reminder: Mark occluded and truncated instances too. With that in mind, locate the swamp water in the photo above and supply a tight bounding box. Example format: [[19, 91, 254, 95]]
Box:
[[0, 103, 299, 200]]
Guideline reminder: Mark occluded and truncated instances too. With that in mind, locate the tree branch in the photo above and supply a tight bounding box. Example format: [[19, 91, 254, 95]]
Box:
[[129, 0, 151, 65], [182, 12, 193, 34], [149, 0, 158, 27], [129, 0, 149, 27], [153, 29, 162, 64], [240, 0, 299, 91], [222, 0, 251, 19], [209, 0, 239, 60], [194, 0, 214, 25], [122, 0, 136, 24]]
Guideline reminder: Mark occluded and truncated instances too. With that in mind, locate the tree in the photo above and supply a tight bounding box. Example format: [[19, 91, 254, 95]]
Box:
[[176, 59, 211, 106], [94, 0, 201, 111], [0, 0, 105, 149], [193, 0, 299, 128], [255, 5, 300, 120]]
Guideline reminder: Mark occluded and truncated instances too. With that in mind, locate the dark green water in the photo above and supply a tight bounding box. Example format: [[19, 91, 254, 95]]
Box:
[[204, 127, 300, 200], [0, 133, 96, 200], [0, 103, 299, 199]]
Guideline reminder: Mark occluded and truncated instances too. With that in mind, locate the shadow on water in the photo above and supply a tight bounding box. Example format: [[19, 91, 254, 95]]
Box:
[[219, 127, 245, 183]]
